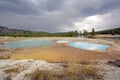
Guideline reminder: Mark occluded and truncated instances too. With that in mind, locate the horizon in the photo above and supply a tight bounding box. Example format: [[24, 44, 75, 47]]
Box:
[[1, 25, 120, 33], [0, 0, 120, 32]]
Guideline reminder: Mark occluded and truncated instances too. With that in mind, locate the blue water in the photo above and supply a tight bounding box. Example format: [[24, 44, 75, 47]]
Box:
[[68, 42, 110, 51], [1, 39, 53, 49]]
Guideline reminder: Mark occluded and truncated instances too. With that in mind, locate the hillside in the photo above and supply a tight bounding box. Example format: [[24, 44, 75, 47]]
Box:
[[0, 26, 51, 37], [0, 26, 30, 34], [0, 26, 76, 37], [96, 27, 120, 34]]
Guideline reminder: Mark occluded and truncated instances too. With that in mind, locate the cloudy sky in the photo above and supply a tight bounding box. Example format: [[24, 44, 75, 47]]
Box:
[[0, 0, 120, 32]]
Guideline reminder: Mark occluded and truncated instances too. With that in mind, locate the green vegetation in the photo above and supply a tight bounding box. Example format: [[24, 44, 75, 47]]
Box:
[[91, 28, 95, 37], [0, 31, 78, 37], [96, 27, 120, 35], [0, 27, 119, 37], [83, 29, 89, 37]]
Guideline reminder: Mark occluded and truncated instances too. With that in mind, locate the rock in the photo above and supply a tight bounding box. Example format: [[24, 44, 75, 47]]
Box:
[[0, 51, 12, 59], [97, 61, 120, 80], [3, 77, 11, 80], [108, 60, 120, 67], [114, 60, 120, 67]]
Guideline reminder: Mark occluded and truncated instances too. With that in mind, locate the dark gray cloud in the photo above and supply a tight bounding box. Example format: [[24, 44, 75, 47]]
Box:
[[0, 0, 120, 32]]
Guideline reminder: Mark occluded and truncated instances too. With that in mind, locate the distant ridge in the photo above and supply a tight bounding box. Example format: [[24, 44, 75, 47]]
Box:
[[0, 25, 119, 37], [0, 25, 52, 37], [0, 25, 30, 34]]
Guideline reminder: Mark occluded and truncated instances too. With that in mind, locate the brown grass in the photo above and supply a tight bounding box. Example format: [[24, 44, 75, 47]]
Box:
[[78, 60, 91, 65], [27, 69, 85, 80], [25, 64, 100, 80], [4, 67, 19, 73], [81, 65, 99, 77]]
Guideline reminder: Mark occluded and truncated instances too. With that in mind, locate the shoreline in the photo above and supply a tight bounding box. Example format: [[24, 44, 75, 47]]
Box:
[[0, 37, 119, 62]]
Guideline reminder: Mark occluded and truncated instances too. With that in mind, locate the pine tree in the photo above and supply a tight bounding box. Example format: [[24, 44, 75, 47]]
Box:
[[91, 28, 95, 37]]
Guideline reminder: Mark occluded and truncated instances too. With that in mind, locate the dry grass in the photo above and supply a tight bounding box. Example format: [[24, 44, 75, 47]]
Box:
[[67, 65, 80, 74], [78, 60, 91, 65], [25, 64, 100, 80], [2, 56, 101, 80], [4, 67, 19, 73], [62, 63, 100, 79], [81, 65, 99, 77], [28, 70, 85, 80]]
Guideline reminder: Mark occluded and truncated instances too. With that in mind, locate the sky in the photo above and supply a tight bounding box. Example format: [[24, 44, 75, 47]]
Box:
[[0, 0, 120, 32]]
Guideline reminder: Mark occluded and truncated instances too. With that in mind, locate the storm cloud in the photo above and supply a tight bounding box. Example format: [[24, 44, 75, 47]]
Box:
[[0, 0, 120, 32]]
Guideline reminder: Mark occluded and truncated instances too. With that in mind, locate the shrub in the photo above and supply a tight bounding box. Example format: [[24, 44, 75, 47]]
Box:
[[78, 61, 91, 65], [4, 67, 19, 73], [81, 65, 99, 78], [24, 65, 99, 80]]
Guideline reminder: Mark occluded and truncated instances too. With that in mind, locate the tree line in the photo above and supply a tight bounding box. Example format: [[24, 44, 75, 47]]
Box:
[[0, 31, 77, 37], [0, 27, 119, 37], [96, 27, 120, 35]]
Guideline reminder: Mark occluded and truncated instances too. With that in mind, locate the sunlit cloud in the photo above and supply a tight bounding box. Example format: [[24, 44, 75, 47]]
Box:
[[0, 0, 120, 32]]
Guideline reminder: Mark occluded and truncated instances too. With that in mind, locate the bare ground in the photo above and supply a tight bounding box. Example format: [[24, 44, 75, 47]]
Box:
[[0, 37, 120, 62]]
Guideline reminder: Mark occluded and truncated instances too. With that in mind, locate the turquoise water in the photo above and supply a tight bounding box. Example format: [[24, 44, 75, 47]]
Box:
[[1, 40, 53, 49], [68, 42, 110, 51]]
